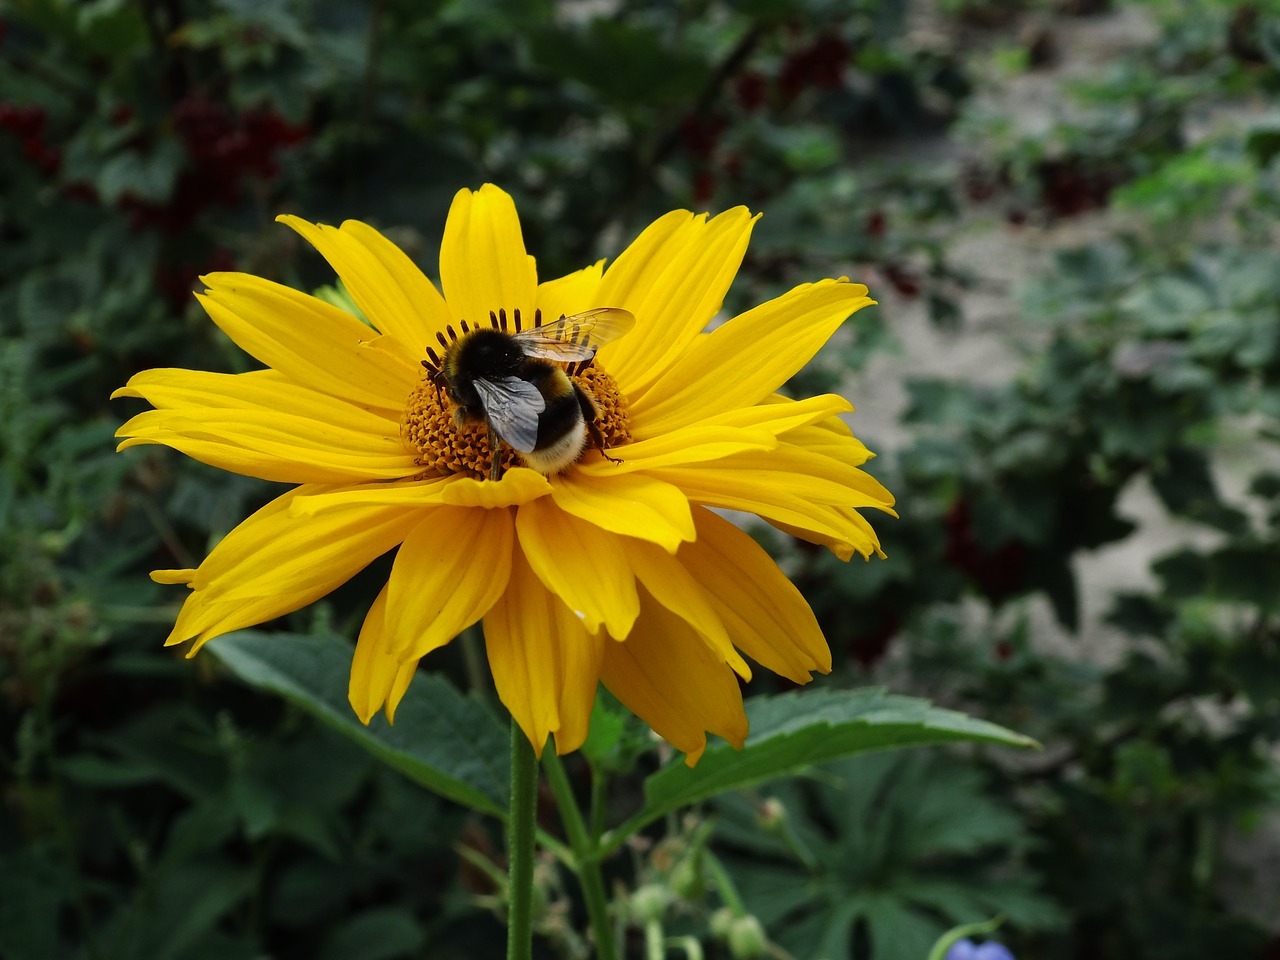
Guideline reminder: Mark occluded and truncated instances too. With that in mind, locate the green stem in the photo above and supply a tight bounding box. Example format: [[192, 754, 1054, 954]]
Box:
[[507, 722, 540, 960], [543, 751, 619, 960], [703, 849, 747, 915]]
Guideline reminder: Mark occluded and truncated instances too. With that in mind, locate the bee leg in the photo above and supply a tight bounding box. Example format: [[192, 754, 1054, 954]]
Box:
[[487, 424, 505, 481], [577, 386, 621, 464]]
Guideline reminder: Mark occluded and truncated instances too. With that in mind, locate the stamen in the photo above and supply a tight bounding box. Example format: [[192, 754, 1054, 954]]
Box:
[[435, 330, 449, 351], [513, 310, 522, 333]]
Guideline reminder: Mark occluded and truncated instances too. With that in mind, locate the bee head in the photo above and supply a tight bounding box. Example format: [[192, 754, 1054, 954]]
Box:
[[449, 327, 525, 376]]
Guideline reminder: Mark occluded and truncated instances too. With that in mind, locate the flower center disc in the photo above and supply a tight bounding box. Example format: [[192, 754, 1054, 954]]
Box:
[[400, 360, 631, 480]]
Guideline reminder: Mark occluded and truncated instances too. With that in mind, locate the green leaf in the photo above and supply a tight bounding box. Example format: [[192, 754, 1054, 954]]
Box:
[[618, 688, 1034, 842], [528, 20, 709, 107], [317, 907, 424, 960], [94, 141, 184, 205], [115, 859, 255, 960], [207, 632, 508, 817], [0, 848, 66, 960]]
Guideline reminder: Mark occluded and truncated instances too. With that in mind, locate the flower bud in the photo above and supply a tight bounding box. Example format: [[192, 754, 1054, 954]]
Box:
[[669, 856, 704, 901], [727, 915, 767, 959], [757, 797, 786, 834], [629, 884, 670, 924], [709, 906, 735, 939]]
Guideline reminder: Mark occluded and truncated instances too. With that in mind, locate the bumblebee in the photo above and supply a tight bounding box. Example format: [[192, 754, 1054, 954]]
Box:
[[422, 306, 635, 475]]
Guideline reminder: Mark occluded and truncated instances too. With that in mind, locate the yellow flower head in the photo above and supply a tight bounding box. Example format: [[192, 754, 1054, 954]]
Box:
[[113, 184, 895, 765]]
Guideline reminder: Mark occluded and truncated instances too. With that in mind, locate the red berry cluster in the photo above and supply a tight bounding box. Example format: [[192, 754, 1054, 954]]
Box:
[[122, 94, 307, 234], [1034, 157, 1116, 218], [0, 102, 61, 175], [777, 35, 850, 104], [679, 27, 853, 206]]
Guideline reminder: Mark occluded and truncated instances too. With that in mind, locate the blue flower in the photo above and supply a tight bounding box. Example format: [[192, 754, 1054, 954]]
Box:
[[943, 938, 1015, 960]]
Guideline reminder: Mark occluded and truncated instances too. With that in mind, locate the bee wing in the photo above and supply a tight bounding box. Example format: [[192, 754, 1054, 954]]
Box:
[[512, 308, 636, 362], [473, 376, 545, 453]]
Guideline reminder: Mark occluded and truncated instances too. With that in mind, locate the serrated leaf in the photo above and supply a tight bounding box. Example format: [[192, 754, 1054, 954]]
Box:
[[622, 689, 1034, 839], [207, 632, 508, 817]]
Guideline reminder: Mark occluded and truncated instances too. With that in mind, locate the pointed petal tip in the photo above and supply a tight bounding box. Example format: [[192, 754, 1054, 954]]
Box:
[[350, 702, 377, 726]]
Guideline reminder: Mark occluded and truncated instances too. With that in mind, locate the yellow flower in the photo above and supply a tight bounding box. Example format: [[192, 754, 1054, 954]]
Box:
[[114, 184, 894, 765]]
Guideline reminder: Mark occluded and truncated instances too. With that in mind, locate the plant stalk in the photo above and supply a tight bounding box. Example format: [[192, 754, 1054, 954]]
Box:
[[507, 722, 540, 960], [544, 751, 618, 960]]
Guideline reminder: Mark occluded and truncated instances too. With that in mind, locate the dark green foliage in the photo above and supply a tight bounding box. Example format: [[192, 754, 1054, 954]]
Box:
[[714, 753, 1064, 960]]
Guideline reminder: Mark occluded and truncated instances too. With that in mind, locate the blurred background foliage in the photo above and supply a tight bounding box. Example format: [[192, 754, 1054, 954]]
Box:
[[3, 0, 1280, 957]]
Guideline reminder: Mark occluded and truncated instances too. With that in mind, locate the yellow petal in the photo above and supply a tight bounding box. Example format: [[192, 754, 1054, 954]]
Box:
[[483, 551, 605, 756], [648, 446, 893, 560], [628, 279, 874, 436], [656, 442, 895, 512], [115, 370, 418, 485], [781, 419, 875, 467], [277, 216, 447, 360], [627, 540, 751, 679], [550, 470, 694, 553], [577, 394, 849, 476], [290, 470, 552, 516], [349, 584, 420, 724], [714, 393, 854, 434], [195, 273, 418, 417], [770, 505, 888, 561], [290, 477, 458, 515], [574, 422, 777, 476], [115, 368, 400, 435], [681, 509, 831, 683], [599, 593, 748, 766], [537, 260, 605, 323], [151, 569, 195, 585], [339, 219, 454, 339], [165, 486, 414, 651], [441, 467, 553, 508], [515, 497, 640, 639], [439, 184, 538, 329], [596, 207, 757, 394], [383, 507, 515, 661]]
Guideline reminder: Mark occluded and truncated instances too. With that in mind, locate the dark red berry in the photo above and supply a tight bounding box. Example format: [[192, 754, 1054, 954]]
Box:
[[692, 169, 716, 206], [734, 71, 769, 112]]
